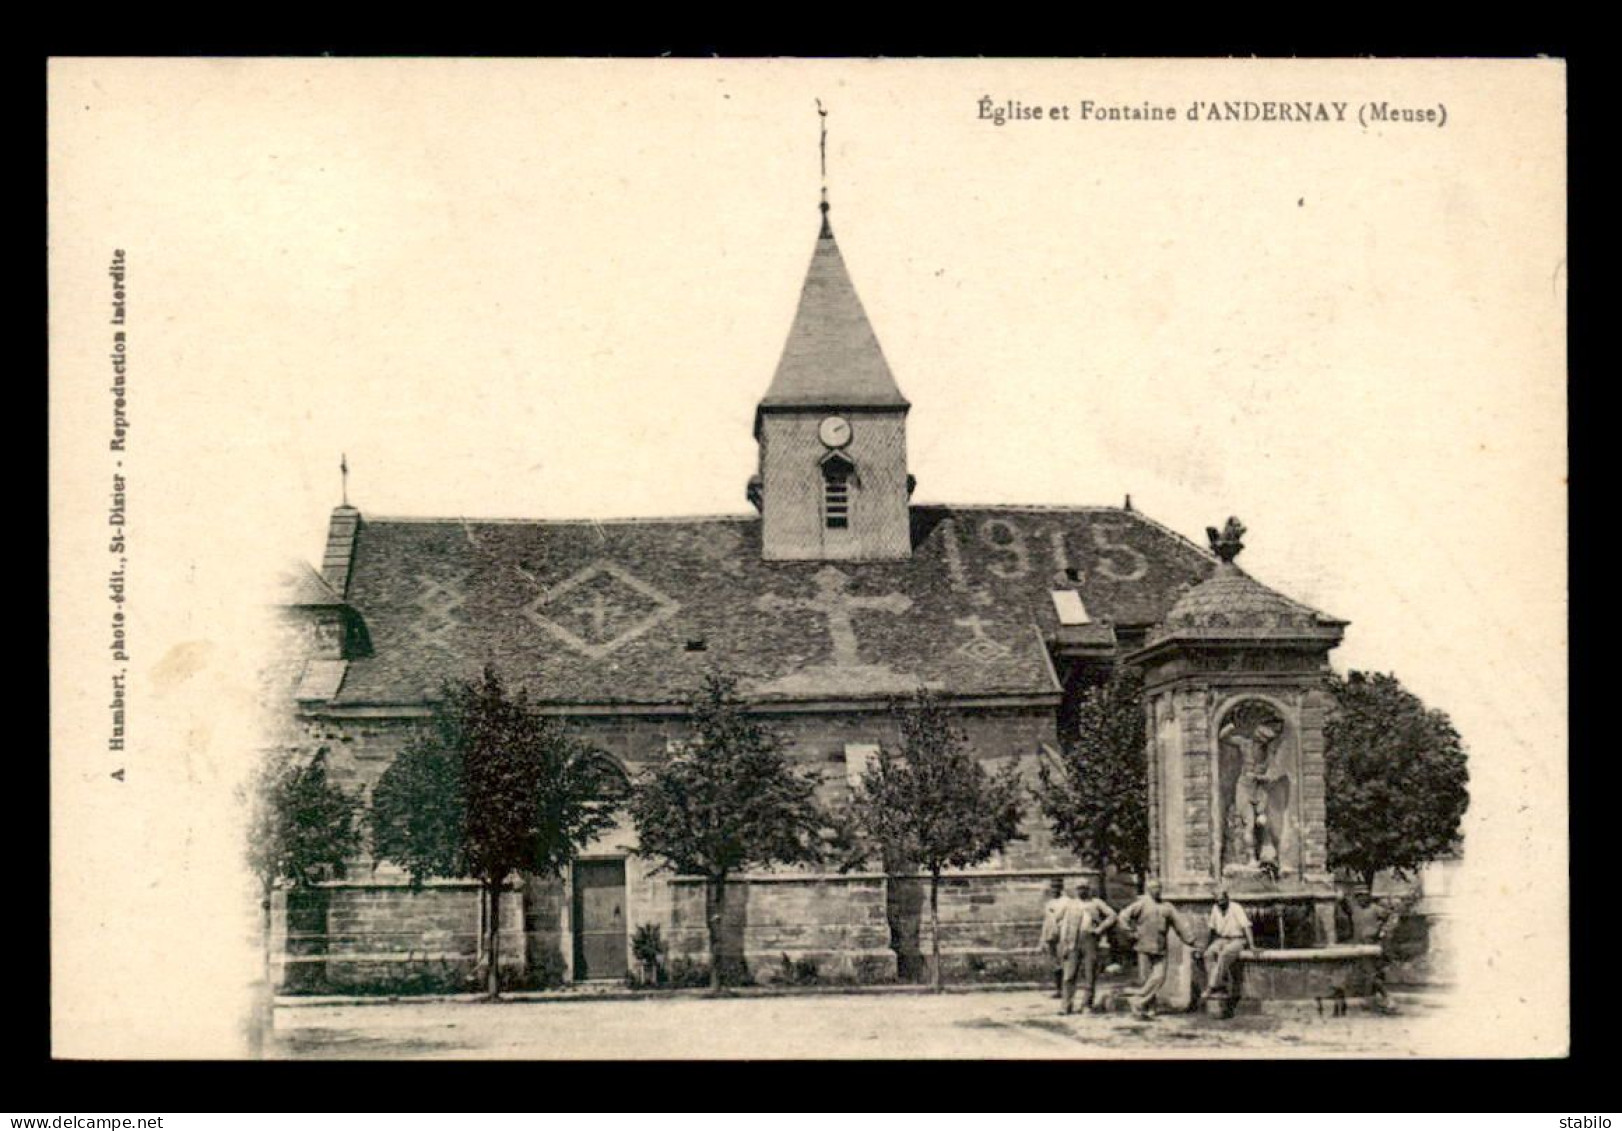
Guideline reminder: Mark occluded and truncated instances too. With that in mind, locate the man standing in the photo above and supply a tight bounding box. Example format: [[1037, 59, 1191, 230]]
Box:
[[1339, 887, 1413, 1011], [1200, 887, 1254, 1012], [1037, 877, 1068, 999], [1055, 878, 1118, 1015], [1117, 878, 1194, 1019]]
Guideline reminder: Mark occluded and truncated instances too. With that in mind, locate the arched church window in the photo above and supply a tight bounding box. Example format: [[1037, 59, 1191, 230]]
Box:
[[822, 452, 855, 529], [585, 754, 630, 800]]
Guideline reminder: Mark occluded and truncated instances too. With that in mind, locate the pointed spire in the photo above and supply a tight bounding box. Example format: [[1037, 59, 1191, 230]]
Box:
[[759, 104, 907, 414], [759, 220, 908, 411]]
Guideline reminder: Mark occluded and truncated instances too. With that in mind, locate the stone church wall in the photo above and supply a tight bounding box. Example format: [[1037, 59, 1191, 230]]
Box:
[[274, 700, 1088, 990]]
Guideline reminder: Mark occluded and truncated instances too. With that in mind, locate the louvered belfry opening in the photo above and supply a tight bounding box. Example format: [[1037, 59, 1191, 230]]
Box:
[[823, 455, 853, 529]]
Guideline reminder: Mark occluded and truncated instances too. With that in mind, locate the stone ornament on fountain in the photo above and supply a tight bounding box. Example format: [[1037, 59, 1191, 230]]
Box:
[[1206, 517, 1246, 563]]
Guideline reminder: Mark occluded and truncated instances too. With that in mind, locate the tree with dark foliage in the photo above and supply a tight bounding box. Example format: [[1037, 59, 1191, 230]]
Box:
[[628, 673, 825, 992], [1036, 667, 1150, 895], [369, 666, 620, 999], [242, 745, 362, 1051], [1324, 670, 1469, 890], [246, 745, 364, 897], [851, 689, 1026, 991]]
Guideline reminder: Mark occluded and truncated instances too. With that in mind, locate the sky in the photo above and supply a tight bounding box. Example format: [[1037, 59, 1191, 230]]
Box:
[[50, 58, 1566, 1056]]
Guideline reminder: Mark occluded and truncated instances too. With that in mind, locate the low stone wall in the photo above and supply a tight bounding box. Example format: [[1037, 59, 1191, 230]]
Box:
[[888, 872, 1076, 982], [660, 869, 1106, 984], [271, 882, 524, 993], [274, 869, 1096, 991], [667, 875, 897, 983], [273, 871, 1433, 996]]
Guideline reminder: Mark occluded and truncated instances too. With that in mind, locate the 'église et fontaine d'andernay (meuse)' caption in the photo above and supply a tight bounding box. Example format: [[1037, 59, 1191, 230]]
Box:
[[977, 97, 1447, 128]]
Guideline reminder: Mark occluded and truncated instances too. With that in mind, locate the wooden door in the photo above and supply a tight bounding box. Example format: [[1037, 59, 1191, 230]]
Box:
[[572, 859, 628, 980]]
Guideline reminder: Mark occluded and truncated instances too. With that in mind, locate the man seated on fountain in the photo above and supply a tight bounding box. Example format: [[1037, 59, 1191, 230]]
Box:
[[1197, 887, 1255, 1012]]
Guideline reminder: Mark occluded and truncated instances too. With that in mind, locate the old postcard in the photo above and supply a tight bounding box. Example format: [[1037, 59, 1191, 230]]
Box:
[[48, 57, 1567, 1060]]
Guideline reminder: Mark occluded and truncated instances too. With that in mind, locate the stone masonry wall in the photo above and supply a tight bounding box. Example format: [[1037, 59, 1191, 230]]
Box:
[[759, 411, 911, 561], [272, 882, 525, 993], [281, 700, 1088, 986], [1297, 686, 1332, 879], [1178, 688, 1214, 878]]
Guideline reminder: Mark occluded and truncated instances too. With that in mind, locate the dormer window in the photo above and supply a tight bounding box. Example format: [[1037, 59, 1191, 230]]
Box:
[[821, 452, 855, 529]]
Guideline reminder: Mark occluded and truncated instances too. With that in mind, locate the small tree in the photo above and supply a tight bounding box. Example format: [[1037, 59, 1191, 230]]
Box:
[[1324, 670, 1470, 890], [245, 745, 365, 900], [241, 745, 361, 1052], [1036, 666, 1149, 895], [628, 673, 825, 992], [369, 666, 621, 999], [851, 689, 1026, 991]]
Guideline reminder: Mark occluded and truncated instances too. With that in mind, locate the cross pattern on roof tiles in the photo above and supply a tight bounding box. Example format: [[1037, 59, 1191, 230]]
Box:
[[953, 615, 1013, 664], [688, 522, 746, 575], [408, 569, 471, 653], [751, 566, 925, 696], [523, 560, 681, 661], [322, 507, 1295, 707], [755, 566, 911, 668]]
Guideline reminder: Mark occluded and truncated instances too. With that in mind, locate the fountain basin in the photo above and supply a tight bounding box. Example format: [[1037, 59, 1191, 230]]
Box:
[[1228, 943, 1383, 1000]]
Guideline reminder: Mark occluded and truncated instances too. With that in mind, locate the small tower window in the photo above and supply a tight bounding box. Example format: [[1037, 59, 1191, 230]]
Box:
[[822, 453, 855, 529]]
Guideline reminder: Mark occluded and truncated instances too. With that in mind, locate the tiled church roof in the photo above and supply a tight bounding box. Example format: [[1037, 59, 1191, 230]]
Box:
[[275, 560, 346, 608], [320, 505, 1223, 709], [758, 219, 908, 414]]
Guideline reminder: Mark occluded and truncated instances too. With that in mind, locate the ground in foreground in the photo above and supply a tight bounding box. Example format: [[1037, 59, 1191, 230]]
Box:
[[271, 987, 1450, 1059]]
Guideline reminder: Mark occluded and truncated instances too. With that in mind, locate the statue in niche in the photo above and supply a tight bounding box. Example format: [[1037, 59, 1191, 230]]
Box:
[[1218, 701, 1293, 876]]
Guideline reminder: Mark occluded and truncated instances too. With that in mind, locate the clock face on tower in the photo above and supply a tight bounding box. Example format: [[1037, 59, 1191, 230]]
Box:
[[818, 415, 852, 448]]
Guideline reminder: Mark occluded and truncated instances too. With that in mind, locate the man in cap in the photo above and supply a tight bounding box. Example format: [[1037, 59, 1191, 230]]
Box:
[[1117, 878, 1195, 1019], [1037, 877, 1069, 999], [1055, 878, 1118, 1015], [1338, 886, 1414, 1011]]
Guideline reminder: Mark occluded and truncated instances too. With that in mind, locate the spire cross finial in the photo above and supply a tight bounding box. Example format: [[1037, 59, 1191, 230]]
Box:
[[816, 99, 829, 213], [340, 452, 349, 506]]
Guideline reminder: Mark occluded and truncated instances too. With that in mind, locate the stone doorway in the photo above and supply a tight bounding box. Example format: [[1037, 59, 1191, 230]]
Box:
[[572, 859, 629, 981]]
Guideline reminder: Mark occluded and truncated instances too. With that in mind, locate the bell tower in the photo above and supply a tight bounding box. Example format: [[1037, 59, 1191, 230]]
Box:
[[751, 197, 913, 561]]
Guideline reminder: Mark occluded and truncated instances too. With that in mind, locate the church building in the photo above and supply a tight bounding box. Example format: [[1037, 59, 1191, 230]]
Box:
[[271, 192, 1349, 994]]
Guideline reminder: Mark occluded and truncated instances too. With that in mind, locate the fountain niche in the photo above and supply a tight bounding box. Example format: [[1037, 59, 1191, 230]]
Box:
[[1126, 519, 1382, 1009]]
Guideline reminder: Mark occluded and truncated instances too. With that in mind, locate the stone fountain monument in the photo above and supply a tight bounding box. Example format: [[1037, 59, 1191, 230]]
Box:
[[1127, 519, 1381, 1008]]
